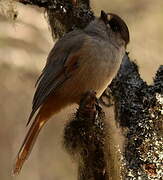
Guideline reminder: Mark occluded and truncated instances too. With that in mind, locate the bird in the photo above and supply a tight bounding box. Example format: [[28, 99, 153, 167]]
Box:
[[13, 10, 130, 175]]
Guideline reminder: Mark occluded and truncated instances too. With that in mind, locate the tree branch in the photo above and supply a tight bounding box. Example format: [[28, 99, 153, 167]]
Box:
[[109, 54, 163, 179], [18, 0, 94, 38], [64, 91, 110, 180]]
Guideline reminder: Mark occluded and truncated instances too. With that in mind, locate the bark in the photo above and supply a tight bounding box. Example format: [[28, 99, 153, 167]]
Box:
[[109, 54, 163, 179]]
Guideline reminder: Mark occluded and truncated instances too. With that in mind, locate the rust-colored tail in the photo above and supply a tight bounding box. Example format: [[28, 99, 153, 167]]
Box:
[[13, 97, 65, 175], [13, 113, 46, 175]]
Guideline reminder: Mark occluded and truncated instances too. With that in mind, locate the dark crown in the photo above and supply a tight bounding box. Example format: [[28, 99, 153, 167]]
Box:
[[100, 10, 130, 46]]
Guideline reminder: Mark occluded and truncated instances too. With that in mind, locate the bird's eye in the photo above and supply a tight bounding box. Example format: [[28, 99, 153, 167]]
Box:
[[109, 19, 121, 32], [111, 25, 120, 32]]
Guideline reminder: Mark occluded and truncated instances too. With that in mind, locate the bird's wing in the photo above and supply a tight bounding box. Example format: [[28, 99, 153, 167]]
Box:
[[26, 31, 85, 126]]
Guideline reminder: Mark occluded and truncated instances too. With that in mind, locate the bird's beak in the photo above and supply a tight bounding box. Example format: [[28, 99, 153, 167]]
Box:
[[107, 14, 113, 21]]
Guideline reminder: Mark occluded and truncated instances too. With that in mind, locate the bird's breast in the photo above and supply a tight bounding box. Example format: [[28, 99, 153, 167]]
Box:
[[78, 40, 124, 97], [58, 38, 125, 103]]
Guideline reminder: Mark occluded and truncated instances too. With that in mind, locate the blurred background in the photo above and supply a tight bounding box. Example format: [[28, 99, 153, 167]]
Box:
[[0, 0, 163, 179]]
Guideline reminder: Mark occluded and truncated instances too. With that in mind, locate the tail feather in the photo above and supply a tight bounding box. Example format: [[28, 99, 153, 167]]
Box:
[[13, 113, 46, 175], [13, 98, 64, 175]]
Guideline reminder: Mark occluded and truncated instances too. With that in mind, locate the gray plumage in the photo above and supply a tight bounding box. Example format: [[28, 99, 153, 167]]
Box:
[[13, 11, 130, 175]]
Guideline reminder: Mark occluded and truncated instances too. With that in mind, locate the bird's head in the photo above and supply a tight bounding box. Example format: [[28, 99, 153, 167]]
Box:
[[100, 10, 130, 47]]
